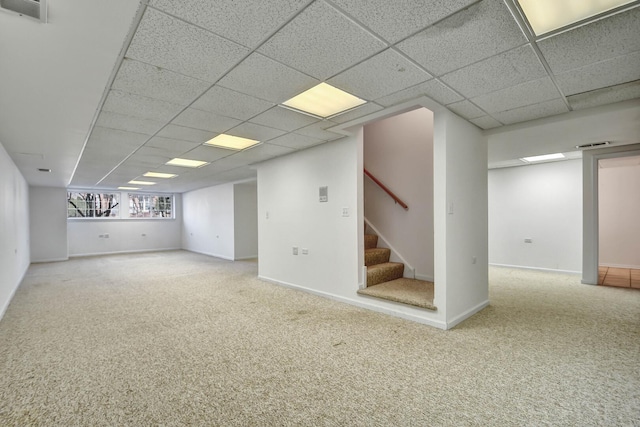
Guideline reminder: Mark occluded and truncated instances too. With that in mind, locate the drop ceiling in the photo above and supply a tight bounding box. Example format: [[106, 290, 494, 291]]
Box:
[[1, 0, 639, 192]]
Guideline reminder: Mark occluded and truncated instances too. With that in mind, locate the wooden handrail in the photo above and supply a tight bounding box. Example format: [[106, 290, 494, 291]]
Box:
[[364, 168, 408, 210]]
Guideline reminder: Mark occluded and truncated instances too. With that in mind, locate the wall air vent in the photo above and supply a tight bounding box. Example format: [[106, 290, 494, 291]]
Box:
[[576, 141, 611, 150], [0, 0, 46, 22]]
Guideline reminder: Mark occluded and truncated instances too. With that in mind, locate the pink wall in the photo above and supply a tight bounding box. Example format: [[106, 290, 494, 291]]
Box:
[[364, 108, 434, 279]]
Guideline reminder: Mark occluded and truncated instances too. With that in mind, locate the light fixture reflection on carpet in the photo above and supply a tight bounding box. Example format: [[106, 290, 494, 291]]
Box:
[[517, 0, 635, 35], [282, 82, 366, 118]]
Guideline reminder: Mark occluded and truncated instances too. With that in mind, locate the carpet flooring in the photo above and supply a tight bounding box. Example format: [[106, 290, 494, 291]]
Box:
[[357, 278, 436, 310], [1, 251, 639, 426]]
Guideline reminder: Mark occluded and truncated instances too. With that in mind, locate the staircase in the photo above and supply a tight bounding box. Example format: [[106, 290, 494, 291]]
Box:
[[358, 233, 437, 310]]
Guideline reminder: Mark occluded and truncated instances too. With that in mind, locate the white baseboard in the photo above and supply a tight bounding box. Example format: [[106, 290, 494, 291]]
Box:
[[446, 300, 489, 329], [258, 275, 447, 330], [69, 247, 181, 258], [599, 263, 640, 269], [415, 273, 434, 282], [489, 263, 581, 275], [182, 248, 234, 261], [234, 255, 258, 261], [31, 257, 69, 263]]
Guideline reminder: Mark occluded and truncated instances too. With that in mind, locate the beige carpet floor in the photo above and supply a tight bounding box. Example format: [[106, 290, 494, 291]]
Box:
[[1, 251, 639, 426]]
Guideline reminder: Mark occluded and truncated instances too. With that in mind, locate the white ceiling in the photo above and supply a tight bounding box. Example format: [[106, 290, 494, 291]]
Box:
[[1, 0, 639, 192]]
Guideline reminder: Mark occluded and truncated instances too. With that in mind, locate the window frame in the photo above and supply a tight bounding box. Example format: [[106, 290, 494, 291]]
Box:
[[67, 191, 121, 219], [127, 192, 174, 219]]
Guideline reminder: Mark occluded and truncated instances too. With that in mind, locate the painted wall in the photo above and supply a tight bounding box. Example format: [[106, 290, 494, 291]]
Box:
[[364, 108, 434, 280], [30, 186, 68, 262], [68, 192, 182, 256], [182, 183, 235, 260], [257, 137, 360, 298], [234, 182, 258, 260], [0, 141, 30, 320], [488, 159, 582, 273], [599, 163, 640, 268], [434, 111, 489, 327]]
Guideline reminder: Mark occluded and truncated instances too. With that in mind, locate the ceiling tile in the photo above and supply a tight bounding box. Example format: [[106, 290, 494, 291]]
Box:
[[129, 146, 175, 165], [172, 108, 242, 133], [79, 145, 130, 165], [111, 58, 211, 106], [376, 79, 463, 106], [249, 106, 319, 132], [554, 51, 640, 96], [257, 1, 385, 80], [329, 102, 384, 124], [240, 143, 296, 162], [331, 0, 476, 44], [446, 100, 485, 120], [397, 0, 527, 76], [228, 122, 287, 142], [88, 126, 150, 150], [191, 85, 274, 121], [95, 111, 165, 135], [156, 125, 217, 143], [144, 136, 201, 155], [126, 8, 250, 82], [266, 133, 324, 150], [149, 0, 309, 48], [328, 49, 431, 100], [102, 89, 184, 122], [470, 115, 502, 129], [294, 121, 344, 141], [471, 77, 562, 113], [208, 166, 257, 183], [441, 45, 547, 98], [537, 7, 640, 74], [568, 80, 640, 110], [492, 99, 569, 125], [182, 145, 235, 162], [218, 53, 319, 103]]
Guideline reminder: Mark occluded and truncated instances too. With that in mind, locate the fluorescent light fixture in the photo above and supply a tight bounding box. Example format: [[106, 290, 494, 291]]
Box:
[[118, 186, 140, 190], [143, 172, 177, 179], [166, 158, 209, 168], [517, 0, 635, 35], [205, 134, 260, 150], [129, 180, 156, 186], [520, 153, 566, 163], [282, 82, 366, 118]]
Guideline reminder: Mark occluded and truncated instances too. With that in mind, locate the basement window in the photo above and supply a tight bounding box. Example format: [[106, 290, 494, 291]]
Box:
[[67, 192, 120, 218], [128, 193, 173, 219]]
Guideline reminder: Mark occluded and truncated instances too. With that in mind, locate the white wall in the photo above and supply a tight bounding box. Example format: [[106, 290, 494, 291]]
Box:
[[30, 186, 68, 262], [364, 108, 434, 280], [257, 137, 360, 298], [434, 111, 489, 327], [599, 163, 640, 268], [182, 184, 235, 260], [234, 182, 258, 260], [68, 192, 182, 256], [488, 159, 582, 273], [0, 141, 30, 320]]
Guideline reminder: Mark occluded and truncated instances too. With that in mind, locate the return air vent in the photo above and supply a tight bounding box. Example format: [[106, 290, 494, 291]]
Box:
[[0, 0, 46, 22], [575, 141, 611, 150]]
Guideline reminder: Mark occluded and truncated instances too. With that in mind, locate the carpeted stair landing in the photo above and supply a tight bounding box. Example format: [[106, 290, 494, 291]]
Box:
[[358, 234, 436, 310]]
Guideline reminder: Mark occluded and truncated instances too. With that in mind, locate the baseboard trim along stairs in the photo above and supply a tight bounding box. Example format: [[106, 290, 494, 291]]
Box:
[[358, 234, 436, 310]]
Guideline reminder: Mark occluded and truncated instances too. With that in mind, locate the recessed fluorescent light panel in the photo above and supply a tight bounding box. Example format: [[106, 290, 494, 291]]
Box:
[[205, 134, 260, 150], [118, 186, 140, 190], [520, 153, 566, 163], [517, 0, 635, 35], [282, 82, 366, 118], [143, 172, 177, 179], [166, 158, 209, 168], [128, 180, 156, 186]]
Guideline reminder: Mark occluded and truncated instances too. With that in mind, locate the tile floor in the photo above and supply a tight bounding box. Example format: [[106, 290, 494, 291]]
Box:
[[598, 266, 640, 289]]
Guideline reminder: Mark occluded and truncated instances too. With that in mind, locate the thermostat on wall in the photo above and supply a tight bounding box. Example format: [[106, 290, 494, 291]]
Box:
[[319, 186, 328, 202]]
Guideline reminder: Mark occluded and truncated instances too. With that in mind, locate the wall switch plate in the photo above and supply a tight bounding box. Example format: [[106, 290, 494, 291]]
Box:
[[293, 246, 298, 255], [302, 248, 309, 255], [342, 207, 349, 217], [319, 186, 328, 202], [524, 238, 533, 243]]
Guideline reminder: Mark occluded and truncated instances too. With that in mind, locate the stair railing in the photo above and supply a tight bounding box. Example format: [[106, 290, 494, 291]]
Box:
[[364, 168, 408, 210]]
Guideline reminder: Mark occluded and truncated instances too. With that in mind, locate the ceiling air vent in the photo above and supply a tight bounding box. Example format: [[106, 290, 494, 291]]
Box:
[[576, 141, 611, 150], [0, 0, 46, 22]]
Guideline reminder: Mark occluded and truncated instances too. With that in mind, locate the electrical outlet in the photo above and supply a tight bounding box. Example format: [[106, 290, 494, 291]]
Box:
[[342, 207, 349, 217], [292, 246, 298, 255]]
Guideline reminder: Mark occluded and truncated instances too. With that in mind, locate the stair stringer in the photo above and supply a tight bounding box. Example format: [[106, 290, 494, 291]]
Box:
[[364, 217, 415, 280]]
